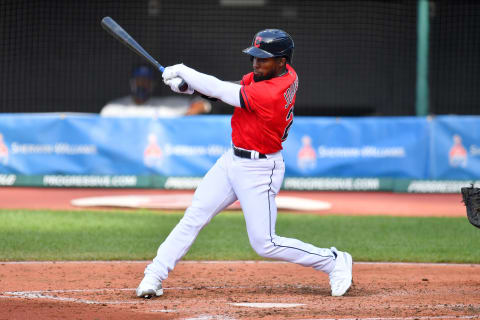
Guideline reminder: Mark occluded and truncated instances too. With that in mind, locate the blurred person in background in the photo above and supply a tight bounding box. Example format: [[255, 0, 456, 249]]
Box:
[[100, 65, 211, 118]]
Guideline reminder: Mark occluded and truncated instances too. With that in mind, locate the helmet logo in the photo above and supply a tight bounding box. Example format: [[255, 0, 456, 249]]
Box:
[[254, 36, 262, 48]]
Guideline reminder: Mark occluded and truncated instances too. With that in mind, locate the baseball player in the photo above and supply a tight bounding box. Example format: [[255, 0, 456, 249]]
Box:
[[136, 29, 353, 298]]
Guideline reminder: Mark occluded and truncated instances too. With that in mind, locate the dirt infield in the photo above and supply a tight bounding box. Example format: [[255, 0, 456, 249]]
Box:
[[0, 187, 466, 216], [1, 261, 479, 320], [0, 187, 476, 319]]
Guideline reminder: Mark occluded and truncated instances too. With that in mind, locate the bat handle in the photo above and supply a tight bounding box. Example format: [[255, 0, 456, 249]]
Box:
[[178, 80, 189, 92], [157, 64, 189, 92]]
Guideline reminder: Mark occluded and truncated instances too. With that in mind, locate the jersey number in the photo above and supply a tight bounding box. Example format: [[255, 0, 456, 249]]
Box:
[[282, 76, 298, 141], [281, 106, 294, 141]]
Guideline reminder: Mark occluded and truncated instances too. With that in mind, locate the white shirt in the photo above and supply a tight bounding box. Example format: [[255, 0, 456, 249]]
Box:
[[100, 96, 195, 118]]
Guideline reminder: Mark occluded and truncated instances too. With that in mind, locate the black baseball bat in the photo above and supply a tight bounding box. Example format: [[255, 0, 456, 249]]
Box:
[[101, 16, 188, 92]]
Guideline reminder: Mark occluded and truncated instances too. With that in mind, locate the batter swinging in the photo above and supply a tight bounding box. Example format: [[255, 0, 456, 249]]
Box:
[[136, 29, 353, 298]]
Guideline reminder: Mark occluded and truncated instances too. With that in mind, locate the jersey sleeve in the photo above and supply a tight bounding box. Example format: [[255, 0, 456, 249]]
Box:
[[240, 80, 280, 119], [241, 73, 253, 86], [239, 73, 253, 110]]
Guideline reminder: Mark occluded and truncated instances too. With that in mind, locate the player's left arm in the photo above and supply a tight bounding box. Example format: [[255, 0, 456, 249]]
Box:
[[200, 80, 240, 102], [163, 64, 242, 108]]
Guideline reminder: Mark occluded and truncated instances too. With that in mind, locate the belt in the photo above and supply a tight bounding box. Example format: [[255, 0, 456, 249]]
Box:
[[233, 146, 267, 159]]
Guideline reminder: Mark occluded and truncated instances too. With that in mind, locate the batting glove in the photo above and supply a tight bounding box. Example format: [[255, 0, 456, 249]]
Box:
[[164, 77, 194, 95], [162, 64, 188, 81]]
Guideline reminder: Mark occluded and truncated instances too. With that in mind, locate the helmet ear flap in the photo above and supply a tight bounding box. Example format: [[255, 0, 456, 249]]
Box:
[[287, 52, 293, 64], [284, 48, 293, 64]]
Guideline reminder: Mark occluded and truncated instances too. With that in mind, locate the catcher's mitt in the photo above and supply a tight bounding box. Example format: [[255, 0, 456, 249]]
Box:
[[461, 185, 480, 229]]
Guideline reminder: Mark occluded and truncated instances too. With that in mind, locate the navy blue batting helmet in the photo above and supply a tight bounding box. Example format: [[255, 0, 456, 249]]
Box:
[[243, 29, 294, 63]]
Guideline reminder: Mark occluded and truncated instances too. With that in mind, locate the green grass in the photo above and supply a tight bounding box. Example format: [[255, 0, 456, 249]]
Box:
[[1, 209, 479, 263]]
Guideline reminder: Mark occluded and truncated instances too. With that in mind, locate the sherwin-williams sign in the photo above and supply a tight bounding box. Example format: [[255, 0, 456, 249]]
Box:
[[0, 114, 479, 180], [0, 114, 231, 176], [283, 117, 429, 178], [429, 116, 480, 180]]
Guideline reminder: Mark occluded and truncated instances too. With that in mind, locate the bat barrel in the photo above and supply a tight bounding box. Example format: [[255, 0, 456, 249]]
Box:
[[101, 17, 164, 72], [101, 16, 188, 92]]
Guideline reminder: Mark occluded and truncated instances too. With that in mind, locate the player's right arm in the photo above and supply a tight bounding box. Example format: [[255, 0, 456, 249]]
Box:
[[162, 64, 242, 108]]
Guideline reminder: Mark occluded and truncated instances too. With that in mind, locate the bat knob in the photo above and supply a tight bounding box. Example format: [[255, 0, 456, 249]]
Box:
[[179, 81, 189, 92]]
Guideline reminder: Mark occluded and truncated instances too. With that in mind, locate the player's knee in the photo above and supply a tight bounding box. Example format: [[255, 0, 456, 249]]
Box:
[[249, 236, 276, 258]]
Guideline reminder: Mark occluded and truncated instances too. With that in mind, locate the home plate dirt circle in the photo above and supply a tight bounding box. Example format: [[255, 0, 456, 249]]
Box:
[[70, 193, 332, 211], [2, 261, 479, 319]]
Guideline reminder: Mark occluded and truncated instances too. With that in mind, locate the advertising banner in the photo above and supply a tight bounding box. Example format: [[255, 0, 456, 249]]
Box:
[[0, 114, 231, 176], [0, 114, 479, 188], [429, 115, 480, 179], [283, 117, 430, 178]]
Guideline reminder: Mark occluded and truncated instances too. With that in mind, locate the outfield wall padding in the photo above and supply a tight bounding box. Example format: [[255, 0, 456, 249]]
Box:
[[0, 114, 479, 192]]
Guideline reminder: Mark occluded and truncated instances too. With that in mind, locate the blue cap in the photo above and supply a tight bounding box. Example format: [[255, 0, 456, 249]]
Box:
[[132, 65, 154, 79]]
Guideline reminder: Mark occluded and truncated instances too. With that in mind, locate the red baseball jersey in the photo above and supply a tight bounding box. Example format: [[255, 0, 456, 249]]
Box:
[[233, 64, 299, 154]]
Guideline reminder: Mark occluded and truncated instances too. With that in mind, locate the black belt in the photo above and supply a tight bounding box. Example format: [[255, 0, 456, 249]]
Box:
[[233, 146, 267, 159]]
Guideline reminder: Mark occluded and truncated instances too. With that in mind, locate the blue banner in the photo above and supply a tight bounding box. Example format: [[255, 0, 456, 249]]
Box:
[[284, 117, 430, 178], [0, 114, 231, 176], [0, 113, 479, 179], [429, 115, 480, 179]]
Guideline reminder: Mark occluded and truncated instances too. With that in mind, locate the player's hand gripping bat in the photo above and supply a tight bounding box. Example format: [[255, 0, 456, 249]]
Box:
[[101, 16, 188, 92]]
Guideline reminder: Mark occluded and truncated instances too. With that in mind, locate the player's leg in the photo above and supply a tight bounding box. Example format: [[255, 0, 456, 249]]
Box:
[[232, 155, 335, 271], [137, 152, 237, 297], [232, 153, 352, 296]]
